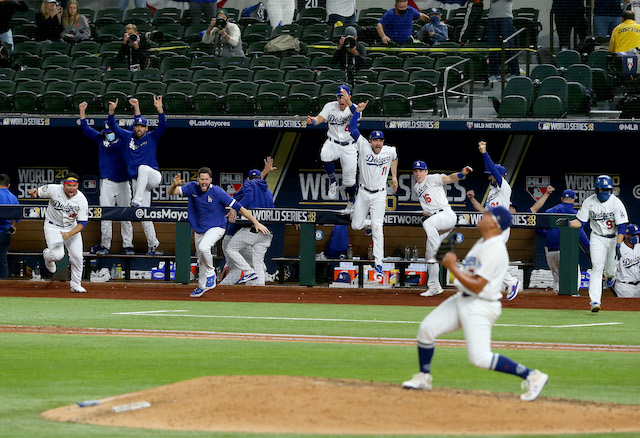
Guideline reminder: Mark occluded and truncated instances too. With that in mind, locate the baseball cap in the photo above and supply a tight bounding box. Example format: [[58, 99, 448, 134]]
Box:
[[484, 164, 507, 176], [344, 26, 358, 37], [102, 122, 113, 133], [217, 8, 228, 18], [626, 224, 640, 235], [489, 205, 512, 231], [413, 160, 427, 170], [561, 189, 576, 199], [336, 84, 351, 96], [248, 169, 261, 179], [133, 116, 147, 127], [370, 130, 384, 140], [427, 7, 441, 15]]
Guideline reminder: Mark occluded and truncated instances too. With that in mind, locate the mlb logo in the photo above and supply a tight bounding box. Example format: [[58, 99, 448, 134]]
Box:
[[220, 172, 243, 195]]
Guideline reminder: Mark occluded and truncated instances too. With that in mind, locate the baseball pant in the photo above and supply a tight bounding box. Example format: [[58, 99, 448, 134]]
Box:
[[220, 234, 253, 284], [266, 0, 295, 28], [43, 221, 84, 290], [545, 248, 581, 293], [194, 226, 225, 289], [589, 233, 618, 305], [132, 165, 161, 249], [100, 179, 134, 250], [423, 209, 456, 290], [612, 282, 640, 298], [320, 140, 358, 188], [417, 292, 501, 370], [225, 227, 273, 285], [500, 228, 519, 290], [351, 189, 386, 267]]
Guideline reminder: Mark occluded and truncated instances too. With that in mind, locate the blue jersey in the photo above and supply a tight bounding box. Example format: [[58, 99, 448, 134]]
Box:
[[181, 182, 243, 234], [379, 6, 421, 44], [0, 188, 19, 232], [108, 113, 166, 179], [537, 202, 590, 251], [80, 119, 129, 182], [226, 178, 274, 236]]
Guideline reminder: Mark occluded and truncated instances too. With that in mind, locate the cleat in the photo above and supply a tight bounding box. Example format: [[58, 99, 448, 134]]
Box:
[[130, 201, 141, 207], [342, 201, 354, 214], [147, 246, 163, 255], [590, 302, 601, 313], [236, 272, 258, 284], [373, 264, 384, 281], [328, 181, 338, 200], [521, 370, 549, 401], [95, 247, 109, 255], [123, 247, 135, 255], [71, 285, 87, 293], [603, 277, 614, 289], [190, 287, 205, 298], [420, 287, 443, 297], [402, 372, 432, 390], [364, 227, 372, 236], [205, 273, 217, 289], [43, 249, 56, 273], [506, 280, 519, 300]]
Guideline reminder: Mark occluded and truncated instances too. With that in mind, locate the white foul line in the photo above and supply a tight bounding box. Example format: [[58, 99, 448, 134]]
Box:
[[112, 310, 623, 328]]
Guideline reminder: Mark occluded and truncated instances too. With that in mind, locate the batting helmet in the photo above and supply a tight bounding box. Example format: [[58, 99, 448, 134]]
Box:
[[595, 175, 613, 202], [626, 223, 640, 235]]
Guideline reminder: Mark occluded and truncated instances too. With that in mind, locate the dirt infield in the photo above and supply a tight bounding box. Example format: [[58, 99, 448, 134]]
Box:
[[3, 279, 639, 436]]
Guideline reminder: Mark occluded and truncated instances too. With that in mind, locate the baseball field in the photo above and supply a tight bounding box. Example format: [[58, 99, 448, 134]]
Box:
[[1, 280, 639, 437]]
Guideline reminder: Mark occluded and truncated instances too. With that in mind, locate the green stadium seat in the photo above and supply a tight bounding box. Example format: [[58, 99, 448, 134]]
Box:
[[225, 82, 259, 115], [279, 55, 311, 71], [537, 76, 568, 113], [530, 64, 559, 83], [192, 68, 223, 83], [564, 64, 593, 90], [555, 49, 582, 70], [372, 55, 403, 71], [43, 68, 74, 82], [193, 81, 227, 115], [316, 69, 348, 85], [42, 80, 76, 113], [567, 82, 590, 116], [160, 55, 191, 71], [256, 82, 290, 115], [103, 81, 136, 114], [42, 54, 73, 70], [135, 81, 168, 113], [286, 83, 320, 115], [103, 68, 134, 84], [124, 8, 152, 26], [13, 80, 46, 113], [163, 82, 197, 114], [94, 8, 124, 26], [152, 7, 181, 25], [41, 41, 71, 57], [284, 69, 315, 84], [532, 95, 564, 118], [14, 68, 45, 83], [352, 83, 384, 115], [0, 68, 16, 81], [497, 95, 528, 117], [403, 55, 436, 72], [296, 7, 326, 25], [0, 80, 16, 112], [163, 68, 194, 84], [132, 68, 162, 83], [71, 55, 102, 69], [72, 81, 106, 113], [222, 68, 254, 84], [73, 68, 103, 83], [378, 69, 409, 85], [250, 55, 282, 70], [254, 68, 285, 84]]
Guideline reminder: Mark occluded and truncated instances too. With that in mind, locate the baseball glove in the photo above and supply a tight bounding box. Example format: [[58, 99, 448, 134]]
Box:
[[435, 233, 458, 262]]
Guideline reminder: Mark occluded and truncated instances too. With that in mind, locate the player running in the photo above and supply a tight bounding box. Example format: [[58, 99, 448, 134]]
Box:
[[402, 206, 549, 402]]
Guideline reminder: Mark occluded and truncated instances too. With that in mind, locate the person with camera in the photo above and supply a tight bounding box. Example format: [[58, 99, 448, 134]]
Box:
[[202, 9, 244, 58], [117, 23, 151, 71], [0, 0, 29, 53], [35, 0, 64, 42], [61, 0, 90, 43], [332, 26, 367, 84]]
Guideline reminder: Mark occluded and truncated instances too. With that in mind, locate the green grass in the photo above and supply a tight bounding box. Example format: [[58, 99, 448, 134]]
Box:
[[0, 297, 639, 438]]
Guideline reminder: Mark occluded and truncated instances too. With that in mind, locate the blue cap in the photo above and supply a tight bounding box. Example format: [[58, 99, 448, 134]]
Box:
[[370, 130, 384, 140], [489, 205, 512, 231], [562, 189, 576, 199], [626, 223, 640, 235], [102, 122, 113, 133], [484, 164, 507, 176], [133, 116, 147, 127], [413, 160, 427, 170], [248, 169, 261, 179], [336, 85, 351, 96], [336, 271, 351, 282]]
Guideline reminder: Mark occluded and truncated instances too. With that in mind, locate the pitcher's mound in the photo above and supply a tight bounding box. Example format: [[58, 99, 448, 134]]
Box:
[[42, 375, 640, 435]]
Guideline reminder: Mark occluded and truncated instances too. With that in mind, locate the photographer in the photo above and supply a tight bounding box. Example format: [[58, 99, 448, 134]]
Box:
[[332, 26, 367, 84], [117, 23, 150, 71], [202, 9, 244, 58], [35, 0, 64, 42]]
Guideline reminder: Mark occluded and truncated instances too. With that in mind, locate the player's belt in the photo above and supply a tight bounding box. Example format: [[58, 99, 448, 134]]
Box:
[[360, 186, 385, 194], [619, 280, 639, 285], [331, 139, 354, 146], [423, 209, 444, 218], [595, 233, 616, 238]]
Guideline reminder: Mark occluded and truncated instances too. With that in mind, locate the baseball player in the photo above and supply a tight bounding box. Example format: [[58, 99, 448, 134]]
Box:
[[348, 100, 398, 280], [468, 141, 520, 300], [612, 223, 640, 298], [307, 85, 358, 213], [28, 173, 89, 293], [402, 206, 549, 402], [168, 167, 269, 297], [107, 96, 165, 255], [413, 160, 473, 297], [536, 189, 590, 293], [223, 163, 275, 286], [79, 102, 134, 256], [557, 175, 629, 312]]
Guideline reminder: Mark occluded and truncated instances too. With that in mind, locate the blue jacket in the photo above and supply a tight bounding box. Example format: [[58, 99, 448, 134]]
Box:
[[0, 188, 19, 233], [537, 202, 590, 251], [226, 177, 274, 236], [80, 119, 129, 183]]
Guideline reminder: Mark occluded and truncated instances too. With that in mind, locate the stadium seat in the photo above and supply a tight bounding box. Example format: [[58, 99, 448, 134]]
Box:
[[188, 42, 217, 57], [192, 68, 223, 83], [14, 68, 45, 83], [409, 69, 441, 87], [284, 69, 316, 84], [378, 69, 409, 85], [94, 8, 124, 26], [160, 55, 191, 71], [183, 24, 209, 42], [0, 80, 16, 112], [222, 68, 254, 84], [286, 83, 320, 115], [71, 55, 102, 69], [532, 95, 564, 118], [95, 23, 126, 43], [152, 7, 181, 25], [193, 81, 227, 115], [72, 81, 106, 113], [13, 80, 46, 113], [242, 23, 272, 44], [73, 68, 103, 83], [255, 82, 290, 115], [591, 67, 614, 101], [537, 76, 568, 114], [99, 41, 125, 57], [555, 49, 582, 70], [12, 41, 41, 58], [497, 95, 528, 117], [586, 49, 610, 71], [124, 7, 152, 26], [250, 55, 282, 70], [79, 7, 96, 23], [42, 54, 73, 70], [279, 55, 311, 71], [163, 82, 197, 114], [381, 83, 415, 117], [11, 23, 37, 44], [530, 64, 559, 83], [154, 23, 183, 41], [372, 55, 403, 71], [357, 7, 386, 26], [245, 41, 268, 57], [300, 23, 330, 43], [352, 83, 384, 115], [135, 81, 168, 113], [567, 81, 590, 116], [132, 68, 162, 84], [296, 7, 326, 25], [42, 81, 76, 113], [316, 69, 348, 85], [190, 55, 220, 70], [12, 53, 42, 70], [0, 68, 16, 81], [310, 55, 338, 71], [412, 80, 439, 114], [403, 55, 436, 72], [163, 68, 194, 84], [103, 68, 134, 84], [271, 23, 303, 40], [225, 82, 258, 115], [564, 64, 593, 90], [43, 68, 74, 82], [219, 56, 250, 69], [254, 68, 285, 84], [103, 82, 136, 114], [354, 68, 378, 83], [41, 41, 71, 58]]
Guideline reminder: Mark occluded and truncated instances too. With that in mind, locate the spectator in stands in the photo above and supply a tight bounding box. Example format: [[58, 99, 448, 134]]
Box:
[[189, 0, 217, 25], [327, 0, 357, 26], [458, 0, 484, 44], [265, 0, 295, 29], [117, 23, 151, 71], [486, 0, 520, 83], [201, 8, 245, 58], [61, 0, 91, 43], [0, 0, 29, 53], [377, 0, 428, 45], [609, 10, 640, 53], [552, 0, 589, 50], [626, 0, 640, 25], [332, 25, 367, 84], [117, 0, 147, 11], [594, 0, 623, 38], [35, 0, 64, 42], [417, 7, 448, 45], [0, 174, 19, 279]]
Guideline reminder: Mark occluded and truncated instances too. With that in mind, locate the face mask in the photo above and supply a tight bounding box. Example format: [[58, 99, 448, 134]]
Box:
[[631, 236, 638, 245], [430, 16, 440, 24], [596, 189, 611, 203], [105, 133, 115, 142]]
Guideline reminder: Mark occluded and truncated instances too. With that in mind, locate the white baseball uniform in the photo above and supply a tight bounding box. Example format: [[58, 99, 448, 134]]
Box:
[[576, 193, 629, 304], [613, 242, 640, 297], [38, 184, 89, 290], [484, 177, 518, 290], [318, 101, 358, 189], [414, 174, 457, 290], [350, 136, 397, 267]]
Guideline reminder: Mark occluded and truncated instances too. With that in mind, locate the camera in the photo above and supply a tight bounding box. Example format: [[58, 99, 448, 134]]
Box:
[[216, 17, 228, 29], [127, 33, 138, 43], [344, 35, 356, 49]]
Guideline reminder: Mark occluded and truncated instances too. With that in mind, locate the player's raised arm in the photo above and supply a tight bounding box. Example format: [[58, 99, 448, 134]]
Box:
[[479, 141, 503, 187], [348, 100, 368, 141], [442, 166, 473, 184], [168, 173, 184, 196]]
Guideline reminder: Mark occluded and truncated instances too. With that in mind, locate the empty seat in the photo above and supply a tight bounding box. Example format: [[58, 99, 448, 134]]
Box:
[[497, 95, 528, 117], [254, 68, 285, 84], [530, 64, 559, 83], [42, 81, 76, 113], [72, 81, 106, 113], [256, 82, 290, 115], [43, 68, 74, 82], [192, 68, 223, 83], [163, 68, 194, 84], [225, 82, 258, 115], [193, 81, 227, 115], [222, 68, 254, 83], [555, 49, 582, 69], [163, 82, 197, 114]]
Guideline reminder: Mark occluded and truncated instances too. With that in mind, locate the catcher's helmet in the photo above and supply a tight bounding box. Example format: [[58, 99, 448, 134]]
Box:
[[595, 175, 613, 202]]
